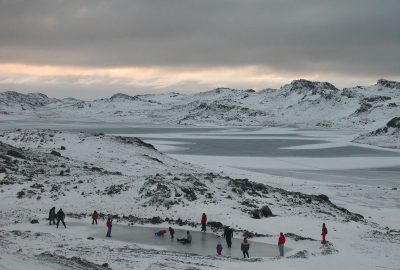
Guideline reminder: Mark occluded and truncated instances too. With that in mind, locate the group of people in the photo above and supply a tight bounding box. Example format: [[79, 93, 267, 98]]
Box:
[[49, 209, 329, 258], [48, 207, 66, 228]]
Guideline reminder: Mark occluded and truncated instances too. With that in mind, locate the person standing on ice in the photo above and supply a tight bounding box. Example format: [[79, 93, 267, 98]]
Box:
[[201, 213, 207, 232], [278, 232, 286, 256], [223, 226, 233, 248], [106, 218, 113, 237], [91, 210, 99, 225], [48, 207, 56, 225], [216, 240, 223, 256], [56, 208, 66, 228], [241, 237, 250, 258], [169, 227, 175, 239], [321, 223, 328, 244]]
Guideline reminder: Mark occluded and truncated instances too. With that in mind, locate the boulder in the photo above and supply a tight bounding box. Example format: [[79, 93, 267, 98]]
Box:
[[50, 151, 61, 157]]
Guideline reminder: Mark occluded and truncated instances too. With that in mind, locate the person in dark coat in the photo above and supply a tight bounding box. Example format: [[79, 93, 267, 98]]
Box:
[[106, 218, 112, 237], [91, 210, 98, 225], [56, 208, 66, 228], [216, 240, 223, 256], [169, 227, 175, 239], [321, 223, 328, 244], [278, 232, 286, 256], [241, 237, 250, 258], [48, 207, 56, 225], [201, 213, 207, 232], [223, 226, 234, 248]]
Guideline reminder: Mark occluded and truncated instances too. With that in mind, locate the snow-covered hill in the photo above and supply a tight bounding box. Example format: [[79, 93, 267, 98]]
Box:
[[0, 129, 399, 270], [1, 79, 399, 146], [353, 117, 400, 148]]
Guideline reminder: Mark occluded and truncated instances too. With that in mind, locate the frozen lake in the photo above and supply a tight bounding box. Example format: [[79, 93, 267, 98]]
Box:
[[1, 122, 399, 186], [89, 224, 282, 258]]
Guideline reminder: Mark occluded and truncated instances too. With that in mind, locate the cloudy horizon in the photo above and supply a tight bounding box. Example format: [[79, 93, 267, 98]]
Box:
[[1, 0, 399, 99]]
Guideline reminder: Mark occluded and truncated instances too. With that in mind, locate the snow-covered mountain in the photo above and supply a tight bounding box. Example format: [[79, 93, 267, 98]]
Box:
[[1, 79, 399, 146]]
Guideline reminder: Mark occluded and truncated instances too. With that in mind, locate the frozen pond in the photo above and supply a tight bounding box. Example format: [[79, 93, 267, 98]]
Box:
[[89, 224, 282, 258]]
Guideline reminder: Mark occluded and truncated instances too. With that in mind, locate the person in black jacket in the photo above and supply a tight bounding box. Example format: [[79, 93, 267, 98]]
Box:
[[169, 227, 175, 239], [56, 208, 66, 228], [223, 226, 234, 248], [48, 207, 56, 225]]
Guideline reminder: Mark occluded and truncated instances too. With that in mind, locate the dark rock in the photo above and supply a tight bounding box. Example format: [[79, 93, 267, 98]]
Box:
[[387, 117, 400, 129], [30, 219, 39, 224], [87, 237, 94, 240], [6, 149, 26, 159], [50, 151, 61, 157], [377, 79, 400, 89], [150, 216, 163, 224], [60, 146, 66, 150], [287, 250, 308, 259], [91, 167, 102, 172], [316, 194, 330, 202], [260, 205, 273, 217], [285, 233, 317, 241], [207, 221, 224, 231], [17, 190, 25, 198], [251, 205, 273, 219]]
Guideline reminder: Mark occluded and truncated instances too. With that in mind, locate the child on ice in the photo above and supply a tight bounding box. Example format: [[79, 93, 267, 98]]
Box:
[[155, 229, 167, 237], [216, 241, 223, 255]]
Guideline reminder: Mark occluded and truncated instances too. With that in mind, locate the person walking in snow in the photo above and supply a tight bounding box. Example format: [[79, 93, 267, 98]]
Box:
[[177, 231, 192, 244], [278, 232, 286, 256], [223, 226, 233, 248], [91, 210, 99, 225], [169, 227, 175, 239], [216, 240, 223, 256], [56, 208, 66, 228], [48, 207, 56, 225], [241, 237, 250, 258], [321, 223, 328, 244], [106, 218, 113, 237], [201, 213, 207, 232]]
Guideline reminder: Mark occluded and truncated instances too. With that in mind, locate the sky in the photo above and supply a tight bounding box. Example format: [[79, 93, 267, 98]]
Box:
[[0, 0, 399, 99]]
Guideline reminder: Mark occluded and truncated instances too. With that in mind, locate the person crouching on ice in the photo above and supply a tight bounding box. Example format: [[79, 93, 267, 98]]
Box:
[[177, 231, 192, 244], [155, 229, 167, 237]]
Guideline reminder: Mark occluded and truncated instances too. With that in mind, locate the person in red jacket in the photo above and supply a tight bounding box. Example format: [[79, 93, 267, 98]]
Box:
[[201, 213, 207, 232], [278, 232, 286, 256], [321, 223, 328, 244], [91, 210, 99, 225], [106, 218, 112, 237], [155, 229, 167, 237]]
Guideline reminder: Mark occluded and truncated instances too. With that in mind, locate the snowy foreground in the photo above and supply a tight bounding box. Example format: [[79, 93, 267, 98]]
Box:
[[0, 129, 399, 270]]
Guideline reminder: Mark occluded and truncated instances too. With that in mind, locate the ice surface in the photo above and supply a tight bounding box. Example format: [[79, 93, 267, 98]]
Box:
[[88, 224, 284, 258]]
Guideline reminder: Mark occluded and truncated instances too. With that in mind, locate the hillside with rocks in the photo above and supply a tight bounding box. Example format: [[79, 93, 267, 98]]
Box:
[[353, 117, 400, 148], [0, 79, 399, 147]]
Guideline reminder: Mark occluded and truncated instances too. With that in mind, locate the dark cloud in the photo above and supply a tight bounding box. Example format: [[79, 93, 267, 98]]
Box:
[[0, 0, 399, 79]]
